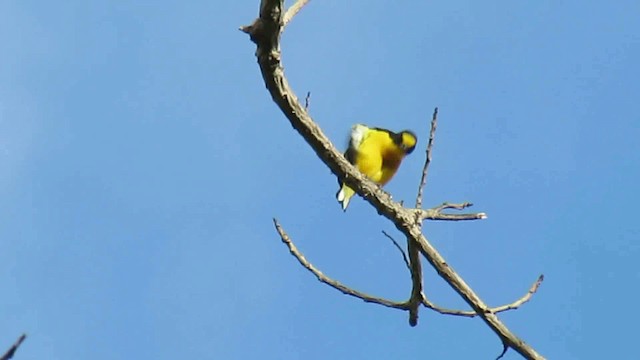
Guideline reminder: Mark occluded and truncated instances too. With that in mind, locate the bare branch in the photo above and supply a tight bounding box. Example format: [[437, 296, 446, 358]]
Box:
[[434, 202, 474, 212], [416, 202, 487, 221], [415, 107, 438, 209], [283, 0, 311, 26], [242, 0, 401, 221], [417, 209, 488, 221], [422, 294, 478, 317], [406, 239, 423, 326], [407, 107, 441, 326], [1, 334, 26, 360], [274, 219, 408, 309], [422, 275, 545, 318], [490, 274, 544, 313], [381, 230, 410, 271], [243, 2, 543, 358]]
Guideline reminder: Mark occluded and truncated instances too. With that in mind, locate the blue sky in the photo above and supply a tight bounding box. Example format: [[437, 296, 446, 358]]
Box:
[[1, 1, 639, 359]]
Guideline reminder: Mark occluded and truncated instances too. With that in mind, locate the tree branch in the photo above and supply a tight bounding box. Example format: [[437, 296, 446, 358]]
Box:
[[405, 107, 441, 326], [383, 230, 423, 326], [241, 1, 399, 217], [415, 107, 438, 210], [274, 222, 545, 321], [434, 202, 474, 212], [406, 238, 423, 326], [417, 209, 488, 221], [416, 202, 487, 221], [422, 274, 544, 317], [274, 219, 408, 309], [283, 0, 311, 26], [490, 274, 544, 313], [1, 334, 26, 360], [242, 2, 544, 358]]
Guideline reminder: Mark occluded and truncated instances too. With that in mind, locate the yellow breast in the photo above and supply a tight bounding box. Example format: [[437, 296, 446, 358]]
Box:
[[354, 130, 406, 185]]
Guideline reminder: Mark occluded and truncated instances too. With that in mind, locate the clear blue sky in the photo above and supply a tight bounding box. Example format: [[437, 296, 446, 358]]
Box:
[[1, 1, 638, 359]]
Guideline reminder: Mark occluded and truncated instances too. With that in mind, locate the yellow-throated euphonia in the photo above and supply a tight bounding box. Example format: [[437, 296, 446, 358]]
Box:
[[336, 124, 418, 211]]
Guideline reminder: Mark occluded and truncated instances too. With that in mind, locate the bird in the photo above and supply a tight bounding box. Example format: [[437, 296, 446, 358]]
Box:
[[336, 124, 417, 211]]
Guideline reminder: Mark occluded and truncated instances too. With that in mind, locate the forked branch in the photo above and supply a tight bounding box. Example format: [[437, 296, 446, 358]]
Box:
[[276, 219, 544, 320], [242, 1, 544, 359], [422, 275, 544, 317]]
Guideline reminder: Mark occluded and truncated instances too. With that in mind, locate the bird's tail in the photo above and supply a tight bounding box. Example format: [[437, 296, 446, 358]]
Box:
[[336, 184, 356, 211]]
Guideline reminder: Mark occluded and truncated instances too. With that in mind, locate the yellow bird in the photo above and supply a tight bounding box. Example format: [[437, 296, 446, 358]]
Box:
[[336, 124, 418, 211]]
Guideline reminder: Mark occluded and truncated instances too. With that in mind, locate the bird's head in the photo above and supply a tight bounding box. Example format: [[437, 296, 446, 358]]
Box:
[[398, 130, 417, 154]]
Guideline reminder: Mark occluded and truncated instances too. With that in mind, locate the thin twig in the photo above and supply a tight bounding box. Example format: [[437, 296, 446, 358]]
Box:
[[304, 91, 311, 110], [274, 219, 408, 309], [422, 294, 478, 317], [489, 274, 544, 313], [1, 334, 26, 360], [415, 107, 438, 209], [283, 0, 311, 26], [381, 231, 410, 271], [434, 202, 473, 212], [496, 342, 510, 360], [417, 202, 487, 221], [418, 209, 487, 221]]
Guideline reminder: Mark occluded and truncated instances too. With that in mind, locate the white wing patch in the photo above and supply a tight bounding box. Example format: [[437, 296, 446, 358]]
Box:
[[349, 124, 369, 149]]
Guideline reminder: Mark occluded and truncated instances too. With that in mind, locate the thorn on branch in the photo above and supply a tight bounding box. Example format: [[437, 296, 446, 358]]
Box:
[[496, 341, 509, 360], [1, 334, 26, 360], [239, 18, 265, 44], [304, 91, 311, 110]]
